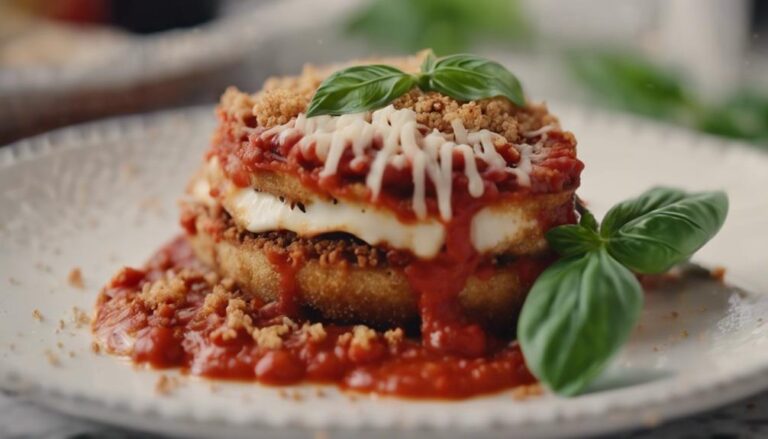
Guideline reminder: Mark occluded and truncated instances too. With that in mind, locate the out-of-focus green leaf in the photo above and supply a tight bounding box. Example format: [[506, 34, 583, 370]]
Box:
[[346, 0, 425, 53], [566, 51, 694, 120], [696, 92, 768, 143], [346, 0, 530, 55], [567, 50, 768, 146]]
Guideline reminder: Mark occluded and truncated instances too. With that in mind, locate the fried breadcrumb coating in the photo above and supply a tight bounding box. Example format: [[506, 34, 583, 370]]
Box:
[[218, 51, 558, 144]]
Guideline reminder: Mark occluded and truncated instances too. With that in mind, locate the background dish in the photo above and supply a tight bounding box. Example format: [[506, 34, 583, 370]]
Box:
[[1, 105, 767, 438], [0, 0, 358, 144]]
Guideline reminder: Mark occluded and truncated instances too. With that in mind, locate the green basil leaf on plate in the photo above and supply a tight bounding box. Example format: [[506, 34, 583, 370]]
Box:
[[424, 54, 525, 106], [606, 190, 728, 274], [546, 225, 602, 258], [421, 50, 437, 74], [306, 65, 417, 117], [600, 187, 688, 237], [578, 207, 599, 232], [518, 249, 643, 396]]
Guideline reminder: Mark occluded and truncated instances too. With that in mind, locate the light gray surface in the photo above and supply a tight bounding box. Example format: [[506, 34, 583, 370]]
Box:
[[1, 391, 767, 438]]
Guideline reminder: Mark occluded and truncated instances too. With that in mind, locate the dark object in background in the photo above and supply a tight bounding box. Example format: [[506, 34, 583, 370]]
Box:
[[0, 0, 232, 145], [110, 0, 219, 34], [753, 0, 767, 40], [16, 0, 219, 33]]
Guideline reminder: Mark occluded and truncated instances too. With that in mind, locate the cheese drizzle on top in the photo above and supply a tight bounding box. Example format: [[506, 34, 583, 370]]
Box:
[[260, 105, 552, 220]]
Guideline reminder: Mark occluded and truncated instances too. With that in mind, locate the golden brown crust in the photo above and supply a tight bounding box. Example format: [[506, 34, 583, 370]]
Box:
[[181, 201, 552, 329], [250, 169, 340, 205], [218, 52, 558, 144], [187, 222, 529, 329]]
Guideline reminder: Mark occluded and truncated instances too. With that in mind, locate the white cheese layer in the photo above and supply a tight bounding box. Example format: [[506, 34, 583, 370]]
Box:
[[193, 159, 542, 259], [229, 187, 445, 259]]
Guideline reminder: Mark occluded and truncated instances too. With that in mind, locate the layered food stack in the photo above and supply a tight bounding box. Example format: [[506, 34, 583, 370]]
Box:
[[94, 53, 585, 398]]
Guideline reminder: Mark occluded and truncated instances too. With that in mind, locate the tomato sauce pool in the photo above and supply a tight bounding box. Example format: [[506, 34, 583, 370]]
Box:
[[92, 236, 537, 399]]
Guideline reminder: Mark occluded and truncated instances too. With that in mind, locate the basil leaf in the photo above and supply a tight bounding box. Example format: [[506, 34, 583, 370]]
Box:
[[546, 225, 602, 258], [600, 187, 687, 237], [518, 249, 643, 396], [578, 207, 599, 232], [421, 50, 437, 73], [607, 190, 728, 274], [424, 54, 525, 106], [306, 65, 417, 117]]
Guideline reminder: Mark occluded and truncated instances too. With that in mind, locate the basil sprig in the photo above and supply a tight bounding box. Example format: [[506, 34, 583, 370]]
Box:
[[602, 188, 728, 274], [305, 65, 418, 117], [305, 52, 525, 117], [518, 249, 643, 396], [519, 187, 728, 396], [420, 54, 524, 106]]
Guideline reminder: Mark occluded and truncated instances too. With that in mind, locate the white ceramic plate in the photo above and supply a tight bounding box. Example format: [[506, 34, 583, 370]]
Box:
[[1, 105, 767, 439]]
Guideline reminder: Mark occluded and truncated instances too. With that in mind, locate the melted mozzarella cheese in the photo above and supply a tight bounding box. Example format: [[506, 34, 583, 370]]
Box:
[[471, 206, 537, 253], [193, 175, 444, 258], [193, 159, 542, 258], [228, 188, 446, 259]]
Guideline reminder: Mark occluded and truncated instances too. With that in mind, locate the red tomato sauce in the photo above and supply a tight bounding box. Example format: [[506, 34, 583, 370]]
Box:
[[92, 236, 539, 399]]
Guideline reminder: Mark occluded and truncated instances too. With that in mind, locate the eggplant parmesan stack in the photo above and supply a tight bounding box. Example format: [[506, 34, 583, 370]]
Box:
[[93, 54, 585, 397], [181, 55, 583, 341]]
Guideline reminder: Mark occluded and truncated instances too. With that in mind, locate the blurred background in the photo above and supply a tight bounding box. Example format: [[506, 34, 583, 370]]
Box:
[[1, 0, 766, 146]]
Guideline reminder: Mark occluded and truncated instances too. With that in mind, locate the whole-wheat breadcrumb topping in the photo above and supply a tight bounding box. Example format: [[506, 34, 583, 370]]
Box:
[[140, 276, 187, 309], [383, 327, 404, 346], [251, 324, 289, 349], [117, 260, 391, 353], [350, 325, 377, 350], [301, 322, 327, 343], [216, 297, 254, 341], [218, 52, 557, 144], [202, 284, 229, 315]]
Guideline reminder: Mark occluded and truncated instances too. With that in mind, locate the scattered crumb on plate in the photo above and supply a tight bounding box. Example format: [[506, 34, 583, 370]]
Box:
[[710, 266, 727, 282], [511, 383, 544, 401], [155, 374, 182, 395], [71, 307, 90, 328], [67, 267, 85, 289], [44, 349, 60, 366]]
